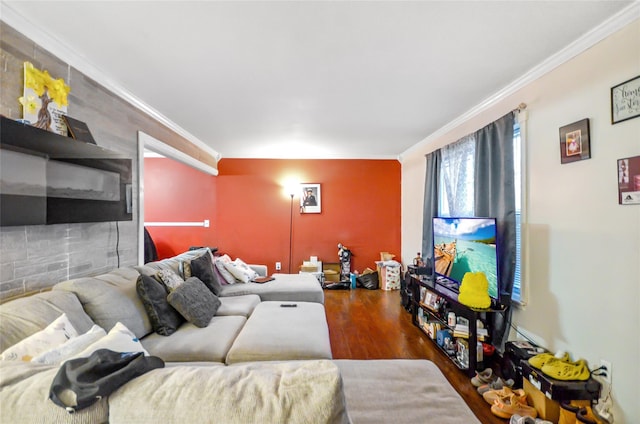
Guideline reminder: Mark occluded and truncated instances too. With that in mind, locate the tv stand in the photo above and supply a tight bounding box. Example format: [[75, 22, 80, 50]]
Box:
[[409, 274, 506, 377]]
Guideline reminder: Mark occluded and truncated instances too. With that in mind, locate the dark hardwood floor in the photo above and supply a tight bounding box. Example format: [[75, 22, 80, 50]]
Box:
[[324, 288, 506, 424]]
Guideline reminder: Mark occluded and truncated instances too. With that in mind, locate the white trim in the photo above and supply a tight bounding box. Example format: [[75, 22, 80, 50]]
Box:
[[0, 3, 222, 164], [137, 131, 216, 265], [138, 132, 218, 176], [145, 220, 210, 228], [137, 135, 146, 266], [399, 3, 640, 161]]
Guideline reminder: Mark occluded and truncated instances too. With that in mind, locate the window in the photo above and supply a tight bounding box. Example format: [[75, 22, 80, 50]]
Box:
[[513, 125, 522, 303], [437, 124, 523, 303]]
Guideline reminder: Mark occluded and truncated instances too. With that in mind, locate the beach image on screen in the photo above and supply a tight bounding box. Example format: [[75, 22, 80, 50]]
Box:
[[433, 217, 498, 299]]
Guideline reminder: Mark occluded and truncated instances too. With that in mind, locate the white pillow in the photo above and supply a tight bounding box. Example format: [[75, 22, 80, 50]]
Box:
[[73, 322, 150, 359], [31, 325, 106, 365], [0, 313, 78, 362], [224, 258, 259, 283], [215, 255, 237, 285]]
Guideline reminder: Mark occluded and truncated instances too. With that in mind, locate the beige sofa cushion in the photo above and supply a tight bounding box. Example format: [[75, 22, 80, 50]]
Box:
[[141, 315, 246, 362], [136, 248, 211, 278], [53, 267, 152, 339], [220, 272, 324, 304], [108, 360, 349, 424], [217, 294, 261, 317], [0, 290, 94, 352], [335, 359, 480, 424], [0, 362, 109, 424], [225, 301, 332, 365]]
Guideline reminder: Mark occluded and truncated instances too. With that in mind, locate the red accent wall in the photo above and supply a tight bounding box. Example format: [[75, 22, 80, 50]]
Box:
[[144, 158, 217, 259], [144, 158, 401, 274]]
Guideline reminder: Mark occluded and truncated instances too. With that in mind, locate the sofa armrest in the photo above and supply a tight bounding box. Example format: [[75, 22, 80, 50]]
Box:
[[250, 265, 268, 277]]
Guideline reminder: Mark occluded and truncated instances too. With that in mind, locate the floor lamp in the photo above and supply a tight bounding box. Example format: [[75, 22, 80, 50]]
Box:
[[288, 193, 294, 274]]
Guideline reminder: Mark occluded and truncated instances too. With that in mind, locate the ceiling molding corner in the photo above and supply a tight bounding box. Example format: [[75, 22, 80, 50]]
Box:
[[400, 2, 640, 160], [1, 3, 222, 164]]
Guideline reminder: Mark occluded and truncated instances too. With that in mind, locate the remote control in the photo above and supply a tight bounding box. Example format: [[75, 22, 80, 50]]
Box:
[[280, 304, 297, 307]]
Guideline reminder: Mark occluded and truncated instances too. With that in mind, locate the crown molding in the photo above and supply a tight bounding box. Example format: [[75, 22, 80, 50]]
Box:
[[0, 2, 222, 163], [399, 3, 640, 162]]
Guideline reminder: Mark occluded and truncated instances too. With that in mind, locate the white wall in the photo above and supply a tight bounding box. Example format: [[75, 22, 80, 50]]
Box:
[[401, 19, 640, 423]]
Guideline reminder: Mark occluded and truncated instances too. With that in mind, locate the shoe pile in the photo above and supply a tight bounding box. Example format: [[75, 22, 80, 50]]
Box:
[[471, 368, 539, 420], [477, 377, 514, 395], [528, 351, 591, 381], [509, 414, 553, 424], [560, 401, 610, 424], [470, 367, 497, 388]]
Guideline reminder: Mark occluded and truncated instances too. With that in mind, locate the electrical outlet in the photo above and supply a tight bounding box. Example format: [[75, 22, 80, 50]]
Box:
[[600, 359, 612, 384], [275, 262, 281, 271]]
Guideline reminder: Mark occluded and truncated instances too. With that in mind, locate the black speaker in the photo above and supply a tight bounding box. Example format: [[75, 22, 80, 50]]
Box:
[[501, 341, 547, 388], [400, 274, 413, 312]]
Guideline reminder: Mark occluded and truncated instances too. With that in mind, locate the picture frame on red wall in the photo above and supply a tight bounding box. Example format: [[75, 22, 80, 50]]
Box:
[[300, 183, 321, 213]]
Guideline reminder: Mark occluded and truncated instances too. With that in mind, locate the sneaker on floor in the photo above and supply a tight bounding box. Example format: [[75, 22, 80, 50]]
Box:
[[471, 367, 497, 387], [510, 415, 553, 424], [541, 358, 591, 381], [491, 394, 538, 419], [528, 351, 570, 370], [510, 414, 536, 424], [483, 387, 527, 405], [478, 377, 514, 395]]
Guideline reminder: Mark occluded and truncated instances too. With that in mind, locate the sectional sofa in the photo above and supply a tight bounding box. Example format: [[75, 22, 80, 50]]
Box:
[[0, 248, 480, 423]]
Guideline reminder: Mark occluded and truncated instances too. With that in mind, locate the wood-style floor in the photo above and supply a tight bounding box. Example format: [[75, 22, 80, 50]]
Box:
[[324, 288, 506, 424]]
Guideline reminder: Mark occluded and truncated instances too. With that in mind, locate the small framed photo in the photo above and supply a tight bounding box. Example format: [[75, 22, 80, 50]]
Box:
[[422, 291, 442, 312], [62, 115, 96, 144], [618, 155, 640, 205], [611, 75, 640, 124], [300, 183, 321, 213], [559, 118, 590, 164]]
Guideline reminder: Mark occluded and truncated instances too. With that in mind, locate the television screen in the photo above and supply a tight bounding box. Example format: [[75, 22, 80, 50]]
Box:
[[1, 116, 132, 226], [432, 217, 499, 300]]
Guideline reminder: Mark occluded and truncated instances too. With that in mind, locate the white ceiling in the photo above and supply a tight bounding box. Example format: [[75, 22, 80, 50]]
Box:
[[1, 1, 635, 160]]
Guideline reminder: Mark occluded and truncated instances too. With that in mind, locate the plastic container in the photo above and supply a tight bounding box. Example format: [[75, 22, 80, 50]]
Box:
[[350, 273, 357, 289]]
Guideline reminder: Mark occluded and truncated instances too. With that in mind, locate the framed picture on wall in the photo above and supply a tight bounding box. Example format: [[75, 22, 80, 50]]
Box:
[[559, 118, 591, 164], [611, 75, 640, 124], [618, 155, 640, 205], [300, 183, 321, 213]]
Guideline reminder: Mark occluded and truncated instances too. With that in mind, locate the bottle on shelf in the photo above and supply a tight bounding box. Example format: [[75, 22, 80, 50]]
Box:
[[413, 252, 424, 267]]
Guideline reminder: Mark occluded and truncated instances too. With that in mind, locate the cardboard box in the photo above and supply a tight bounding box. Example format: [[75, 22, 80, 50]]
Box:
[[323, 263, 341, 282], [520, 361, 601, 401], [300, 265, 318, 272], [376, 261, 401, 290], [523, 379, 560, 422]]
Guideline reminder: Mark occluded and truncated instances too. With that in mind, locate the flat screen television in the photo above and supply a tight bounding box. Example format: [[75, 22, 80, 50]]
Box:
[[432, 217, 499, 304], [0, 116, 132, 226]]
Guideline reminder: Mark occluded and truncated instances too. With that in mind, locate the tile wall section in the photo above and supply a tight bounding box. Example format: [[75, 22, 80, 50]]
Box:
[[0, 22, 193, 299]]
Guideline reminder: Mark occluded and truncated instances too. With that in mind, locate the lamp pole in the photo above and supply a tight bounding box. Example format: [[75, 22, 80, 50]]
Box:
[[288, 193, 294, 274]]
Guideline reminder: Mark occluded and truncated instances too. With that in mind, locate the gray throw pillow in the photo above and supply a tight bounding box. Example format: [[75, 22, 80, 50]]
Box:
[[186, 253, 222, 296], [167, 277, 221, 328], [136, 274, 184, 336], [155, 269, 185, 292]]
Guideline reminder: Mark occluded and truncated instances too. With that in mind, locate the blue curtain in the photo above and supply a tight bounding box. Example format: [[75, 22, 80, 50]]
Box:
[[422, 111, 516, 349], [422, 150, 440, 264], [474, 111, 516, 348], [474, 112, 516, 298]]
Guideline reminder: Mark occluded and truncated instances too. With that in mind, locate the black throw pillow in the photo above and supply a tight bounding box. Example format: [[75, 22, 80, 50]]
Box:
[[189, 253, 223, 296], [136, 274, 184, 336]]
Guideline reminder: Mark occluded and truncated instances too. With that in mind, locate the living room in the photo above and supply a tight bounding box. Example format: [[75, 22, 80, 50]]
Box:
[[1, 2, 639, 423]]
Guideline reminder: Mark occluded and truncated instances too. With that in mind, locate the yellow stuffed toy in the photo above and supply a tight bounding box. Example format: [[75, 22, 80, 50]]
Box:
[[458, 272, 491, 309]]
